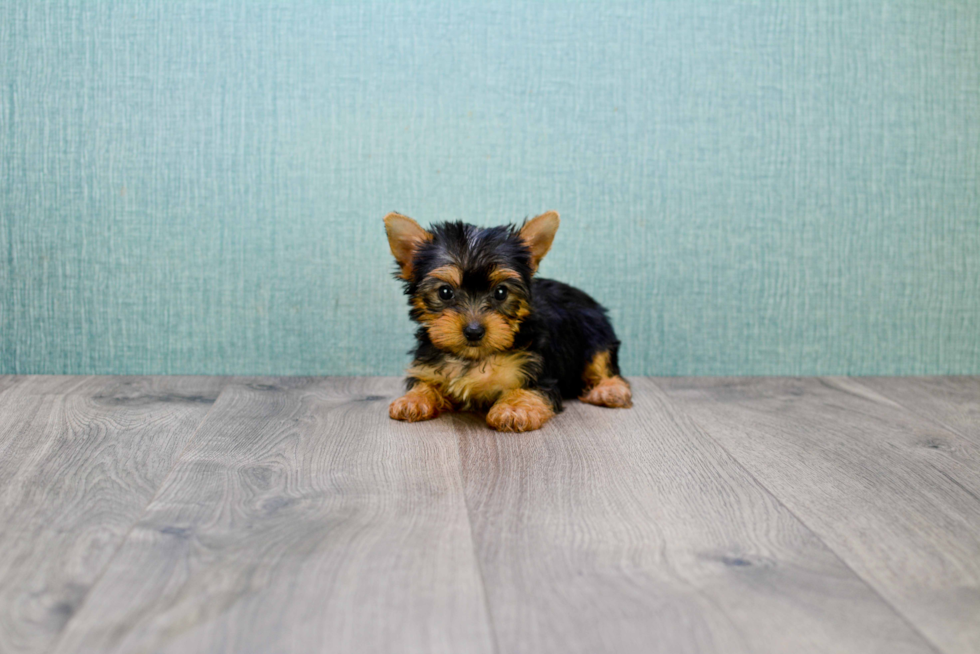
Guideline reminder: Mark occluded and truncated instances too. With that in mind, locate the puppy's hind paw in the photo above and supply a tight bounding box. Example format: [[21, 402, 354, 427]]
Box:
[[580, 376, 632, 408]]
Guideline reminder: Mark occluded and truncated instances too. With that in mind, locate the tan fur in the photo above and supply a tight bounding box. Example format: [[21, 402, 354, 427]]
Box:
[[423, 308, 518, 360], [384, 213, 431, 280], [386, 210, 622, 429], [425, 310, 471, 353], [428, 265, 462, 287], [511, 299, 531, 322], [389, 381, 453, 422], [489, 268, 521, 285], [481, 312, 516, 353], [486, 388, 555, 432], [410, 296, 438, 322], [579, 350, 632, 408], [409, 263, 526, 360], [580, 377, 632, 408], [407, 350, 540, 409], [582, 350, 614, 387], [519, 211, 560, 271]]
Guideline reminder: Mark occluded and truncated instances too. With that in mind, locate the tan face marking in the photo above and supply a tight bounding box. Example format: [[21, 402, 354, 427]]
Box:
[[411, 296, 438, 322], [422, 307, 520, 360], [481, 312, 517, 353], [426, 310, 471, 353], [413, 264, 529, 360], [489, 268, 521, 285], [428, 265, 462, 287]]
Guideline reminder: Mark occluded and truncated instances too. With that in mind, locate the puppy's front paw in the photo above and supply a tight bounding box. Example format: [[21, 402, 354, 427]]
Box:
[[486, 389, 554, 432], [389, 385, 448, 422]]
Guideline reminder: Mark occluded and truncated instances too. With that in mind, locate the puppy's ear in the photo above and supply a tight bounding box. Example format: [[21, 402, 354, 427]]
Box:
[[384, 213, 431, 280], [520, 210, 560, 272]]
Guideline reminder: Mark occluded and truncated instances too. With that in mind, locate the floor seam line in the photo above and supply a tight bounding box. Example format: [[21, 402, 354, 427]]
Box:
[[846, 377, 978, 446], [646, 376, 947, 654], [450, 414, 502, 654]]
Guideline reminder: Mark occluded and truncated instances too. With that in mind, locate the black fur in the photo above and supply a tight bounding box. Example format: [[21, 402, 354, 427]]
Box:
[[398, 220, 622, 413]]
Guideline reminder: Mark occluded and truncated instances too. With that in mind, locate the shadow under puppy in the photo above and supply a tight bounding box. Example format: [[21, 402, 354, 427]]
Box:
[[385, 210, 631, 432]]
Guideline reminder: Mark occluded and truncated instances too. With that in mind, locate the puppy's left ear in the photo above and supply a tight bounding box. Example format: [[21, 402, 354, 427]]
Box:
[[520, 210, 560, 272], [384, 212, 431, 280]]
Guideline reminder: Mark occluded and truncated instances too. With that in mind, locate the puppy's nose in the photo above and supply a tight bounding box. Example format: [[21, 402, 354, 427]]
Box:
[[463, 322, 486, 343]]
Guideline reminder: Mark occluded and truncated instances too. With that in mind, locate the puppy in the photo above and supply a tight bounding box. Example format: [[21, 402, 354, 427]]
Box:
[[385, 211, 631, 432]]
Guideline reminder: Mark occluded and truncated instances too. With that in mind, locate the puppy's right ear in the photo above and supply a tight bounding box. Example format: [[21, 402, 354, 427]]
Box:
[[384, 213, 431, 280]]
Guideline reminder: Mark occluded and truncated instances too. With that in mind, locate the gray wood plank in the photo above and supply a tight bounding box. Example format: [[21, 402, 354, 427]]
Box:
[[0, 375, 22, 395], [0, 375, 93, 395], [656, 376, 980, 654], [0, 378, 95, 471], [53, 377, 495, 654], [0, 376, 224, 654], [457, 377, 936, 654], [857, 377, 980, 445]]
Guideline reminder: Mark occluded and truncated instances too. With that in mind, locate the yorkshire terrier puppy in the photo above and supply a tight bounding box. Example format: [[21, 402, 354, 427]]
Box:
[[384, 210, 631, 432]]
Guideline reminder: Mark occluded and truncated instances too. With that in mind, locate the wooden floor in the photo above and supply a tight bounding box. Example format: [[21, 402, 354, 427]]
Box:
[[0, 376, 977, 654]]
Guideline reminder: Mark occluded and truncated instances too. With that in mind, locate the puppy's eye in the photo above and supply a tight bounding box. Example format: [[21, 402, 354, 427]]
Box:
[[493, 286, 508, 301], [438, 285, 455, 301]]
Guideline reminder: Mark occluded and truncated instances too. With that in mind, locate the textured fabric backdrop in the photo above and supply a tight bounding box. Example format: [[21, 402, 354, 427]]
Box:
[[1, 1, 978, 376]]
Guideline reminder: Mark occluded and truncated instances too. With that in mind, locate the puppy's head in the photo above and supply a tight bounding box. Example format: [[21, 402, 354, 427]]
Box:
[[384, 211, 559, 359]]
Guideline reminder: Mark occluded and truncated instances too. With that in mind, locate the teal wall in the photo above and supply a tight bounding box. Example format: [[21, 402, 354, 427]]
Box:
[[2, 1, 979, 376]]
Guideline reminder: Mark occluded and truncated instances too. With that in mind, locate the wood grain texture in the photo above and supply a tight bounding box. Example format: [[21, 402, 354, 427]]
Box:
[[0, 375, 22, 395], [0, 375, 92, 396], [857, 377, 980, 446], [656, 376, 980, 654], [0, 376, 224, 654], [456, 377, 935, 654], [52, 377, 495, 654]]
